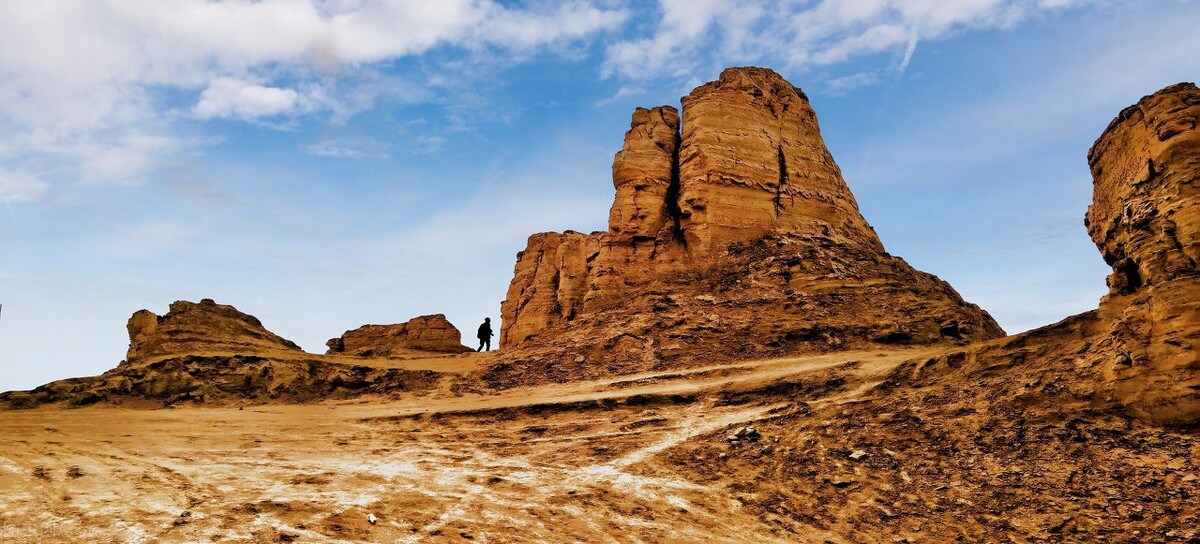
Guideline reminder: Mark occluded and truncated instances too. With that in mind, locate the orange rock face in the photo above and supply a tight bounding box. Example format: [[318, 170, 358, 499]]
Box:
[[326, 314, 472, 356], [677, 67, 883, 255], [124, 299, 302, 365], [1086, 82, 1200, 424], [609, 106, 681, 247], [499, 67, 1004, 368]]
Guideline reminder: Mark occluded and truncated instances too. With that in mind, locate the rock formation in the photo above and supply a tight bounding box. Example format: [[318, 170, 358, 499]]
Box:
[[1085, 82, 1200, 424], [676, 67, 883, 255], [499, 67, 1004, 372], [2, 299, 447, 407], [124, 299, 302, 365], [326, 314, 473, 356]]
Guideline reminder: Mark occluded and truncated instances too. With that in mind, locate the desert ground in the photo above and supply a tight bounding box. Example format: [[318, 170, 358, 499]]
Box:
[[1, 348, 928, 543]]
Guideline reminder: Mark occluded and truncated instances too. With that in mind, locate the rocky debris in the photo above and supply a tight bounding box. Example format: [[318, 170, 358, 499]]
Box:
[[496, 67, 1003, 384], [849, 450, 868, 461], [124, 299, 302, 365], [726, 425, 761, 443], [326, 314, 473, 356], [668, 306, 1200, 542], [1085, 82, 1200, 425]]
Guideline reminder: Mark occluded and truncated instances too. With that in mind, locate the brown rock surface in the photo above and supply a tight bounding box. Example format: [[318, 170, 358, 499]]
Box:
[[1, 300, 466, 408], [677, 66, 883, 255], [499, 67, 1004, 376], [1085, 82, 1200, 424], [326, 314, 473, 356], [608, 105, 681, 247], [124, 298, 302, 365]]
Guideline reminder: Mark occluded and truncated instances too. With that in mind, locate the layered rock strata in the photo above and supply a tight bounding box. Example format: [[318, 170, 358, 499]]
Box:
[[124, 299, 302, 365], [499, 67, 1004, 372], [2, 300, 450, 407], [326, 314, 473, 356], [1085, 82, 1200, 424]]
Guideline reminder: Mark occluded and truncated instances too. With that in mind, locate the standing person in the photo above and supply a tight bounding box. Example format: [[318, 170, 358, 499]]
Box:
[[476, 318, 494, 352]]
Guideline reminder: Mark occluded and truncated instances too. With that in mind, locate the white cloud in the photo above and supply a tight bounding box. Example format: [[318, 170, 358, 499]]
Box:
[[194, 78, 303, 120], [0, 171, 50, 203], [824, 71, 881, 94], [594, 85, 647, 106], [0, 0, 628, 189], [604, 0, 1102, 79]]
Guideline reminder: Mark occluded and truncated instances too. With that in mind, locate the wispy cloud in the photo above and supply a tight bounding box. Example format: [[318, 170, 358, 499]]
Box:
[[305, 138, 391, 159], [604, 0, 1101, 80], [594, 85, 647, 107], [0, 171, 49, 203], [824, 71, 880, 94]]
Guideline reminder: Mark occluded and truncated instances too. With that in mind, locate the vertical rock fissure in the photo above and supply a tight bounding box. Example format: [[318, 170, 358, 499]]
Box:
[[665, 125, 686, 247], [775, 145, 788, 216]]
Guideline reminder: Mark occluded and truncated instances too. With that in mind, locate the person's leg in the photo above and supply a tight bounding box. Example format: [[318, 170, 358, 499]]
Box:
[[477, 339, 484, 352]]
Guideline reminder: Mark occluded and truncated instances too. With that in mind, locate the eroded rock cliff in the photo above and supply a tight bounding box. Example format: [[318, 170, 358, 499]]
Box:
[[1086, 82, 1200, 424], [499, 67, 1004, 374]]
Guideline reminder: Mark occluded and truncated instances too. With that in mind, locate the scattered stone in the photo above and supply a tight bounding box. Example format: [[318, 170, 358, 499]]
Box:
[[829, 476, 855, 488], [849, 450, 868, 461], [66, 465, 84, 478], [368, 513, 377, 525]]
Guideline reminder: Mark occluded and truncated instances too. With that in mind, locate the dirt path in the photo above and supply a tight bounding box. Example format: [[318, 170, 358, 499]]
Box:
[[0, 348, 931, 543]]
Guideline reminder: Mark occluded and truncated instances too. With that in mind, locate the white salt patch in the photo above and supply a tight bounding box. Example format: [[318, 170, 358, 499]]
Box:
[[0, 456, 21, 473]]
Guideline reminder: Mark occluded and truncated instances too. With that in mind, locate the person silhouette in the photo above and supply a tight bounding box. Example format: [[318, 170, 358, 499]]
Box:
[[476, 317, 494, 352]]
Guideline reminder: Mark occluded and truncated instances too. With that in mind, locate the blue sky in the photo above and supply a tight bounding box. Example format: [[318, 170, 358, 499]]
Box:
[[2, 0, 1198, 391]]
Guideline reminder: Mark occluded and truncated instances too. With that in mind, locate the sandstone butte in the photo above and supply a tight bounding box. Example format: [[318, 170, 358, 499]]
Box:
[[497, 67, 1005, 376], [326, 314, 474, 356]]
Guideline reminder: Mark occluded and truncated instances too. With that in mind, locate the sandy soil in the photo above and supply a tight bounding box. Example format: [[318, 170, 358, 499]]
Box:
[[0, 349, 920, 543]]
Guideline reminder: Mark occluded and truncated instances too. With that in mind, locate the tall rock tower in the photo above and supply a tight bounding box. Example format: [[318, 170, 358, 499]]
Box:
[[500, 67, 1004, 370], [1085, 82, 1200, 424]]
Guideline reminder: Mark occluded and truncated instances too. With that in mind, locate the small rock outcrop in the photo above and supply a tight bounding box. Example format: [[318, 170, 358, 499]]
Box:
[[498, 67, 1004, 373], [124, 299, 302, 365], [1085, 82, 1200, 424], [326, 314, 473, 356]]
